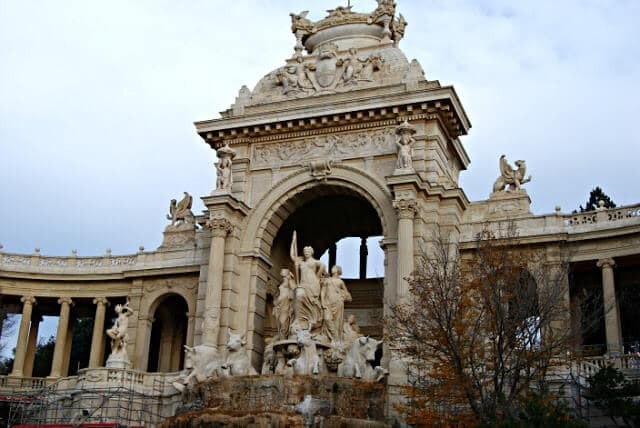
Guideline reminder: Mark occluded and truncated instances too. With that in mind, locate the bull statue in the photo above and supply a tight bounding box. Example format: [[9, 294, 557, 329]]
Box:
[[221, 330, 258, 376], [337, 336, 388, 382], [171, 344, 222, 392]]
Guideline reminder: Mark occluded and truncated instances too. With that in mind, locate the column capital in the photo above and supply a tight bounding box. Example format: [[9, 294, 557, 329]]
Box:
[[597, 258, 616, 269], [93, 297, 110, 306], [206, 217, 234, 237], [393, 198, 418, 219], [21, 296, 37, 306], [58, 296, 74, 306]]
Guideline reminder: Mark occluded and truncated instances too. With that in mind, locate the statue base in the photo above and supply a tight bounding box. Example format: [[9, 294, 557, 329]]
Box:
[[159, 224, 196, 251], [106, 355, 131, 370], [487, 190, 532, 219]]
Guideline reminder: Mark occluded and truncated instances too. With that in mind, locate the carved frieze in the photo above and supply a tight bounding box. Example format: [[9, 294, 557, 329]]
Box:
[[252, 128, 395, 168]]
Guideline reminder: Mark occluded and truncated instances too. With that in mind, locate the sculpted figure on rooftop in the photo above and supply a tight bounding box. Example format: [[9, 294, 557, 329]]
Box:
[[395, 119, 416, 171], [166, 192, 195, 228], [492, 155, 532, 193], [215, 143, 236, 193]]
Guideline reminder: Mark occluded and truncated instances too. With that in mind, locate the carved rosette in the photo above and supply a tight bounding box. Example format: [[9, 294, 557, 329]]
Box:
[[393, 198, 417, 219], [206, 218, 234, 238]]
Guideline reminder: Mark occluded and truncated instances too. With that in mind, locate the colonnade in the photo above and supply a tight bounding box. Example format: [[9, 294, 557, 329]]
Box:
[[8, 296, 111, 378]]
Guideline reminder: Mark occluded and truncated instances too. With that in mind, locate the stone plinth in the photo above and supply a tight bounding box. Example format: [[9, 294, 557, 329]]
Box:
[[487, 190, 532, 219], [162, 375, 388, 427], [159, 224, 196, 250]]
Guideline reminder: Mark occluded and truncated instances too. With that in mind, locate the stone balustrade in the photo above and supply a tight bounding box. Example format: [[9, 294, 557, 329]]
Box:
[[0, 368, 180, 395], [565, 203, 640, 227], [460, 202, 640, 243], [0, 245, 203, 275], [573, 354, 640, 380]]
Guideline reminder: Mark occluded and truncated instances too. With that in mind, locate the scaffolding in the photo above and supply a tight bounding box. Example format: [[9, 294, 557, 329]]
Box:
[[2, 372, 173, 428]]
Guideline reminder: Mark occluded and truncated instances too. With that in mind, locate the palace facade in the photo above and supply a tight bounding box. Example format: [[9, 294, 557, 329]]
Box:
[[0, 1, 638, 425]]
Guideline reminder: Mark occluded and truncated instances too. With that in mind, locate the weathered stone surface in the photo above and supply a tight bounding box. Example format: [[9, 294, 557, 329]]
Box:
[[162, 375, 388, 427]]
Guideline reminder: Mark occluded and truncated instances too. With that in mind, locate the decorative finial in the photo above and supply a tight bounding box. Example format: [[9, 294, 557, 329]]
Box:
[[106, 248, 112, 257], [71, 249, 77, 257]]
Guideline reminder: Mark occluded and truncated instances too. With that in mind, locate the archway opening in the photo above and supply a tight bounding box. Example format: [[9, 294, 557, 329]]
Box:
[[147, 294, 188, 373], [266, 185, 385, 339]]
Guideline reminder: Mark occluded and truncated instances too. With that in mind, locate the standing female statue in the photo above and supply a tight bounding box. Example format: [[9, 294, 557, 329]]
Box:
[[290, 232, 327, 334], [321, 265, 352, 342], [273, 268, 295, 339]]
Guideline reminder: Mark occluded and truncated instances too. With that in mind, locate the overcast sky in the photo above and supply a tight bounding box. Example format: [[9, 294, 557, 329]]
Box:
[[1, 0, 639, 257]]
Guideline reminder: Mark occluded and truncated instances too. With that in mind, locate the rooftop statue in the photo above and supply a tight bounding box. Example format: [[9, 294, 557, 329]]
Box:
[[492, 155, 532, 193], [214, 142, 236, 193], [166, 192, 195, 229]]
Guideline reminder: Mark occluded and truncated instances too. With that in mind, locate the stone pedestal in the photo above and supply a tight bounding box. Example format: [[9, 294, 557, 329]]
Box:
[[159, 224, 196, 250], [105, 355, 132, 370], [487, 190, 532, 219]]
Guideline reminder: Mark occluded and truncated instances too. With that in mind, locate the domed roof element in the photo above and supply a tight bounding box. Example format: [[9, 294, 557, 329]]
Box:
[[232, 1, 428, 109]]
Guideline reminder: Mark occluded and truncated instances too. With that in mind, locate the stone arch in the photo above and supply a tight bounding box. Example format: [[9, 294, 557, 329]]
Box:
[[147, 293, 189, 372], [136, 289, 195, 372], [239, 165, 397, 256], [238, 165, 397, 355]]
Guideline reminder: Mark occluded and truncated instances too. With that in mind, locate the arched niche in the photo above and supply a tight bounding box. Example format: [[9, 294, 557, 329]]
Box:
[[147, 294, 189, 373]]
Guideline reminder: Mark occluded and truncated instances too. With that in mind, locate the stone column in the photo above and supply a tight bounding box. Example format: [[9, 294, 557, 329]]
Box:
[[10, 296, 36, 377], [597, 258, 623, 355], [23, 314, 42, 377], [89, 297, 109, 368], [393, 198, 417, 299], [61, 319, 75, 376], [49, 297, 73, 378], [203, 217, 233, 346], [359, 237, 368, 280], [186, 312, 195, 347]]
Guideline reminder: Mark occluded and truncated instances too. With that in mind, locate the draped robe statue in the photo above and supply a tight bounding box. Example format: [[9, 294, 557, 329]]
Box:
[[290, 233, 327, 335]]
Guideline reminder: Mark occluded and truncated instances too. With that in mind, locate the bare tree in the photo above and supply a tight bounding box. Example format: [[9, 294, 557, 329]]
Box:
[[388, 223, 586, 425]]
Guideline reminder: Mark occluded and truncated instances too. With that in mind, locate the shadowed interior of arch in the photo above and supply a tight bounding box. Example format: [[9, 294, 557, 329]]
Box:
[[264, 185, 385, 338]]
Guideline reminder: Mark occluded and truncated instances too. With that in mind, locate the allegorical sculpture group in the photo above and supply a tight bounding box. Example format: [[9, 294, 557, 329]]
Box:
[[260, 232, 387, 381], [167, 231, 387, 393]]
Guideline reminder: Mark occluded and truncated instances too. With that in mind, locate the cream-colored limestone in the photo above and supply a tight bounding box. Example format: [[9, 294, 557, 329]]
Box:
[[89, 297, 109, 368], [49, 297, 73, 378], [10, 296, 36, 377], [23, 314, 40, 377], [597, 258, 623, 355]]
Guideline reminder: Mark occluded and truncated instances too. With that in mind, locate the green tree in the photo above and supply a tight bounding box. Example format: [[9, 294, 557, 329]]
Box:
[[586, 366, 640, 427], [31, 335, 56, 377], [578, 187, 616, 212]]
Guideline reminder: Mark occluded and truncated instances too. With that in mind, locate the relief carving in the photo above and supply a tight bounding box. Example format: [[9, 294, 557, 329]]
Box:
[[252, 128, 395, 168]]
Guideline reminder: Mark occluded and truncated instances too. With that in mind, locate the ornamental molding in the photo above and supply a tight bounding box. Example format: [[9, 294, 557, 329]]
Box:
[[252, 128, 395, 168], [205, 218, 234, 238]]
